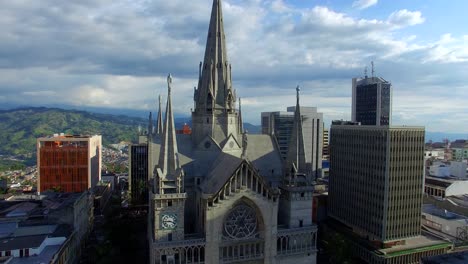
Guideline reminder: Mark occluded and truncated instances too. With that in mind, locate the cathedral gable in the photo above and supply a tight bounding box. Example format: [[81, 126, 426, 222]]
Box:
[[221, 133, 242, 152], [202, 159, 279, 205]]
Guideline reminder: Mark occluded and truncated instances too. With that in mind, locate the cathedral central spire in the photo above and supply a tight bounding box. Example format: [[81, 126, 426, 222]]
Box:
[[191, 0, 241, 148], [195, 0, 234, 113]]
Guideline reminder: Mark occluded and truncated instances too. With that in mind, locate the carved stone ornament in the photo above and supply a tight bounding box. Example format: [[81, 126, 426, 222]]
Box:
[[224, 204, 257, 239]]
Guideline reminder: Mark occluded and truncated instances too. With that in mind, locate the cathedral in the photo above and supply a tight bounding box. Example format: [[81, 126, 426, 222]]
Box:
[[145, 0, 317, 263]]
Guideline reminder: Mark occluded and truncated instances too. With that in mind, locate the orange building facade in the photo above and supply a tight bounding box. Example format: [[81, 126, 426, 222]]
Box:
[[37, 135, 102, 193]]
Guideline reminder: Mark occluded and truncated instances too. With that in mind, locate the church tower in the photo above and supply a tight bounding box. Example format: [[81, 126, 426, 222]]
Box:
[[151, 75, 186, 249], [279, 87, 314, 229], [192, 0, 242, 149], [285, 86, 308, 184]]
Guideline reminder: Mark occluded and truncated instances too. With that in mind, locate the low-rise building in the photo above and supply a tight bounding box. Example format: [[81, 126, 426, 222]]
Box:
[[425, 149, 446, 160], [422, 251, 468, 264], [428, 161, 467, 178], [425, 176, 468, 198], [0, 192, 93, 263], [451, 140, 468, 161], [422, 204, 468, 243]]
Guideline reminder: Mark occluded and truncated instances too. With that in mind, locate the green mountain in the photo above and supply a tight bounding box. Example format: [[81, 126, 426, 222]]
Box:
[[0, 107, 262, 168], [0, 107, 146, 158]]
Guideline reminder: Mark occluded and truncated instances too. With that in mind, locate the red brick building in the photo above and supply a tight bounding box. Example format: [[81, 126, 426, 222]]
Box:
[[37, 134, 101, 193]]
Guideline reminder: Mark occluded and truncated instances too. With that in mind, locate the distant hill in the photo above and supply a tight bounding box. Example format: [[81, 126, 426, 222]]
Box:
[[0, 107, 262, 159], [0, 107, 147, 157]]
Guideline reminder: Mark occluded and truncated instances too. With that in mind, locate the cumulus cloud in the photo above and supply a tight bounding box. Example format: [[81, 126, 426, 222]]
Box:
[[352, 0, 378, 10], [0, 0, 467, 132], [388, 9, 425, 27]]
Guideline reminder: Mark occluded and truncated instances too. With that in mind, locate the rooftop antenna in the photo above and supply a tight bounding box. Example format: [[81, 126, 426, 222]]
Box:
[[364, 66, 368, 78], [371, 61, 375, 78]]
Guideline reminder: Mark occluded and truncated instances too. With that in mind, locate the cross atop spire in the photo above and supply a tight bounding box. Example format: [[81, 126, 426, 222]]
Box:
[[194, 0, 234, 113]]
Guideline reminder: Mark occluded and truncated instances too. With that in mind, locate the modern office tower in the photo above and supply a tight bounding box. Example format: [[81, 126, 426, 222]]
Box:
[[352, 75, 392, 125], [262, 106, 323, 180], [37, 134, 102, 193], [328, 122, 450, 263], [129, 144, 149, 204], [147, 1, 317, 263]]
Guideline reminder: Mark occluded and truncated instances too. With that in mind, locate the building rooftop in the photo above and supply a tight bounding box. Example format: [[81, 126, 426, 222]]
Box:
[[331, 123, 425, 130], [0, 235, 46, 252], [10, 245, 62, 264], [422, 204, 467, 221], [422, 251, 468, 264], [12, 225, 57, 237], [377, 234, 451, 257], [37, 134, 100, 141], [356, 76, 390, 85]]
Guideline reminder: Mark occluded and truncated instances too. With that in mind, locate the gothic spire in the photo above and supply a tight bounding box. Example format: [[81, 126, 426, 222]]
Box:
[[195, 0, 234, 113], [156, 94, 163, 134], [286, 86, 307, 179], [148, 111, 153, 135], [238, 98, 243, 134], [158, 74, 180, 177]]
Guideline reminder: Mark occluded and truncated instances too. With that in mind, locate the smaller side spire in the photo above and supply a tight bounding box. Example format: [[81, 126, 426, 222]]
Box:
[[156, 94, 163, 134], [238, 98, 243, 134], [158, 74, 180, 177], [285, 85, 308, 185], [148, 111, 153, 135]]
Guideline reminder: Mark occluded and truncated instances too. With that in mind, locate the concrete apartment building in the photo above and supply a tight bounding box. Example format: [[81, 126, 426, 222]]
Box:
[[261, 106, 323, 180], [329, 122, 451, 263], [352, 74, 392, 126], [37, 134, 102, 193]]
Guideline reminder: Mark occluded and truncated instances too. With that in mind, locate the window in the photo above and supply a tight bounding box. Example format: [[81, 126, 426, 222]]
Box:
[[299, 220, 303, 227], [301, 192, 305, 198], [168, 201, 173, 207], [168, 233, 173, 241]]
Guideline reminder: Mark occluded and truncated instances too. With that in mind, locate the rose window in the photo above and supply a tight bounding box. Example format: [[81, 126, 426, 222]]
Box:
[[224, 204, 257, 239]]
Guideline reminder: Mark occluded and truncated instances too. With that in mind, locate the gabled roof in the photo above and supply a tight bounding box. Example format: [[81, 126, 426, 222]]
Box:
[[200, 152, 243, 194]]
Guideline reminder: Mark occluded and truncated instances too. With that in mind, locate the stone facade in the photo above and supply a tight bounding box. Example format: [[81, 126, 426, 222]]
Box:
[[146, 1, 317, 263]]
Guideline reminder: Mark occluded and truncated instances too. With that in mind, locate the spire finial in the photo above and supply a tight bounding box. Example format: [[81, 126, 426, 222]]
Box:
[[167, 74, 172, 94], [364, 66, 368, 78], [296, 85, 301, 106], [371, 61, 375, 78]]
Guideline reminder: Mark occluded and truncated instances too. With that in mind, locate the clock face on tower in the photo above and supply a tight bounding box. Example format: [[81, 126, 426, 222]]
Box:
[[161, 214, 178, 229]]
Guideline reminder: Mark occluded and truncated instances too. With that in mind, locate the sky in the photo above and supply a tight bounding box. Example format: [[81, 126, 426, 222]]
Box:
[[1, 0, 467, 132]]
